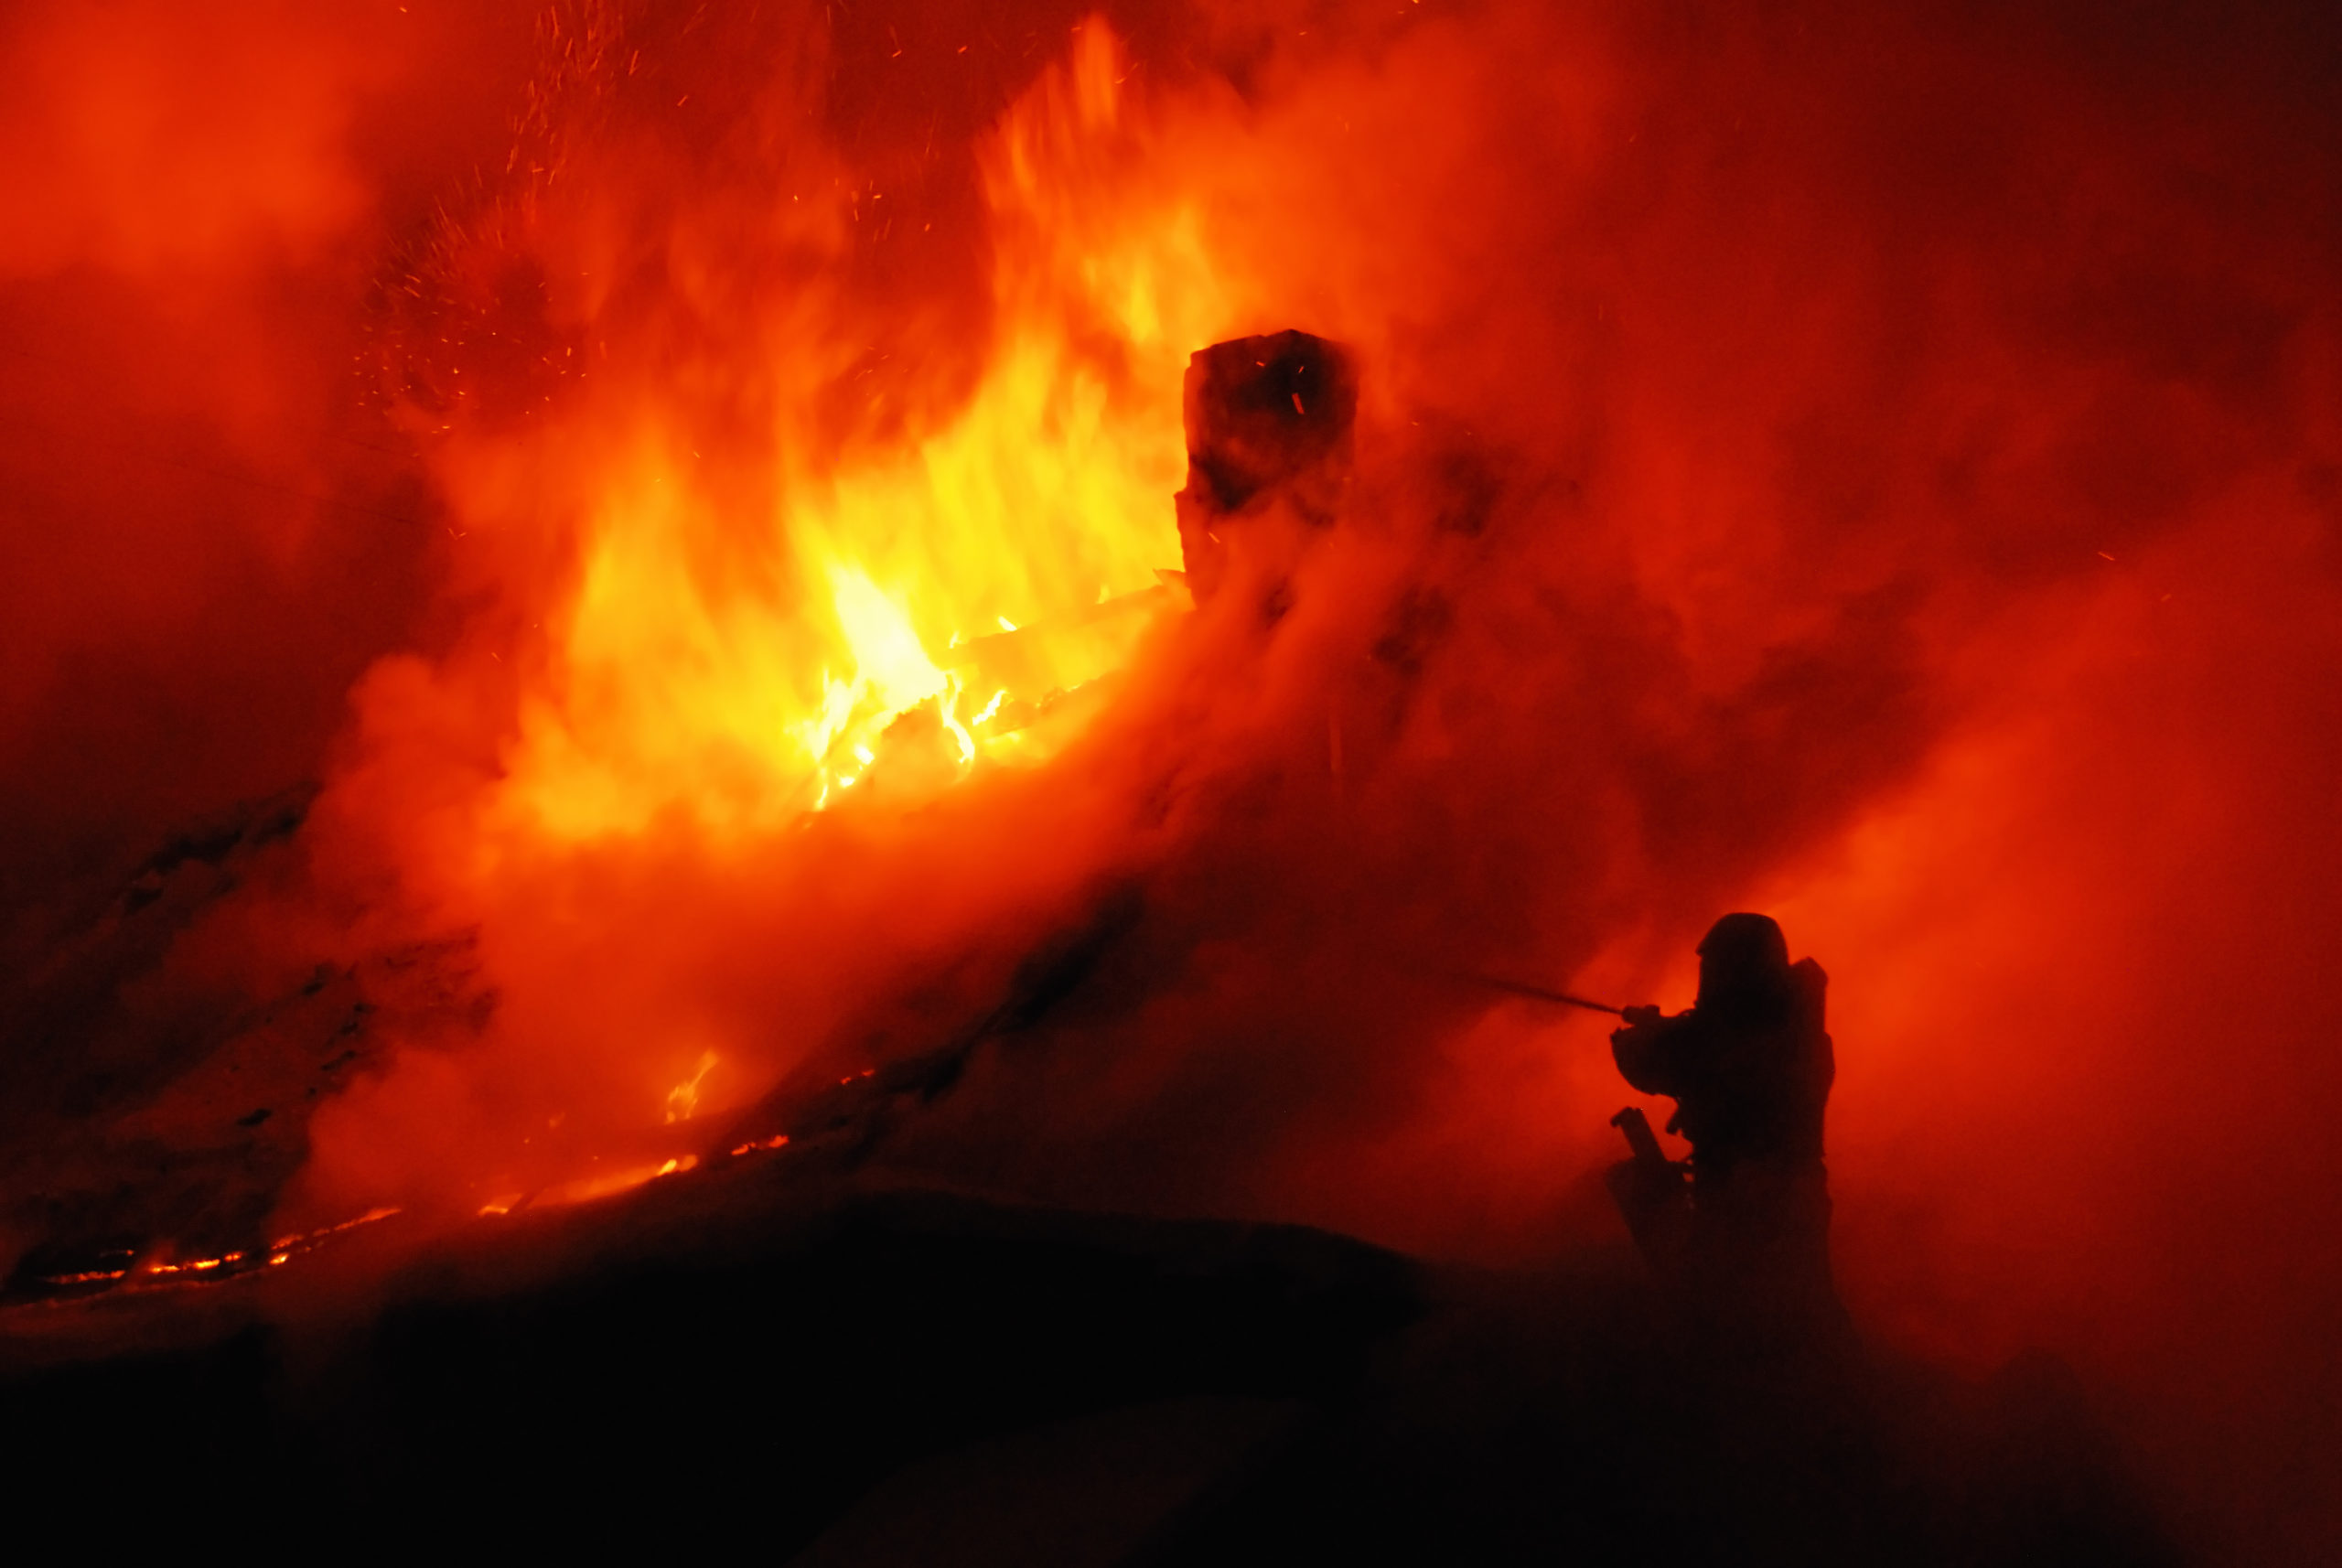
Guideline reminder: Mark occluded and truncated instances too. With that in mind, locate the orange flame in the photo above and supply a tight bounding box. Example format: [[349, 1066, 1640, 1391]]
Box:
[[479, 23, 1200, 848]]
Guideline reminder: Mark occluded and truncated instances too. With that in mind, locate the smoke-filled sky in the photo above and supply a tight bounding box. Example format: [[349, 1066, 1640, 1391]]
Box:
[[3, 1, 2339, 1561]]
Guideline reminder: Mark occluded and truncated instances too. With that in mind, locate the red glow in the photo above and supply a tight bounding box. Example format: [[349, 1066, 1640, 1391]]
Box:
[[2, 3, 2338, 1558]]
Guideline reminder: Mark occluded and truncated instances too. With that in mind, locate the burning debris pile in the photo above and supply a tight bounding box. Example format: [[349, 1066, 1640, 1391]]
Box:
[[4, 0, 2342, 1562]]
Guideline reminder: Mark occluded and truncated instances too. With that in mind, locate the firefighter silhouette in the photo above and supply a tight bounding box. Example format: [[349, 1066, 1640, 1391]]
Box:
[[1607, 914, 1846, 1351]]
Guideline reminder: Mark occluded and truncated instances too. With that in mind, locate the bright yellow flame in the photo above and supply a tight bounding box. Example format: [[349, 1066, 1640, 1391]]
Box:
[[477, 19, 1215, 850]]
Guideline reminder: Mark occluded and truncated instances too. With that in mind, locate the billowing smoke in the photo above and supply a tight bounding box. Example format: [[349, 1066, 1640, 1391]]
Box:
[[3, 2, 2337, 1560], [0, 0, 540, 1264]]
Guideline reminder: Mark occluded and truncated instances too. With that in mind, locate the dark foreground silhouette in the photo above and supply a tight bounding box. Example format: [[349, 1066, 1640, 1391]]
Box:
[[0, 1157, 2175, 1566]]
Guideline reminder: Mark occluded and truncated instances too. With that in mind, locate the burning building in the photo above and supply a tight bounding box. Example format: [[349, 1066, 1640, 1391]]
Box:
[[2, 1, 2339, 1562]]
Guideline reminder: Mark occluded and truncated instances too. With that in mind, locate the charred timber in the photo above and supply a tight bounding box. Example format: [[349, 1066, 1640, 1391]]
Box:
[[1175, 330, 1358, 605]]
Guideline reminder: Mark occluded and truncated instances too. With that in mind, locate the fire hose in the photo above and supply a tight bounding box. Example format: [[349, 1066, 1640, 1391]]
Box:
[[1456, 972, 1628, 1016]]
